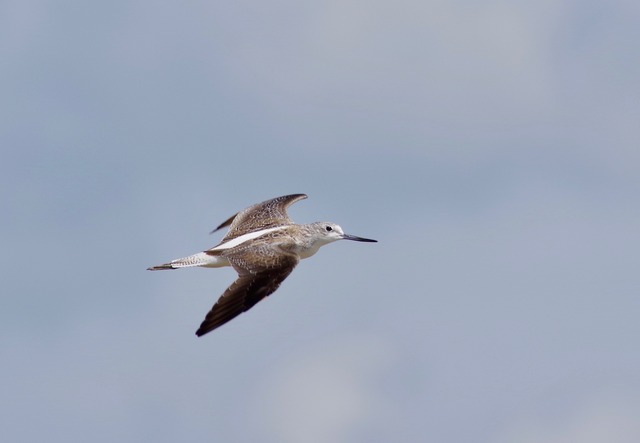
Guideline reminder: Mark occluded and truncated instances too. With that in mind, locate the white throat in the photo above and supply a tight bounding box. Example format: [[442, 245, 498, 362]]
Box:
[[298, 236, 337, 259]]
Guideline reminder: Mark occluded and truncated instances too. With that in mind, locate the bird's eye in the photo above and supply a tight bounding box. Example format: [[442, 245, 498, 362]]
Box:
[[325, 226, 333, 232]]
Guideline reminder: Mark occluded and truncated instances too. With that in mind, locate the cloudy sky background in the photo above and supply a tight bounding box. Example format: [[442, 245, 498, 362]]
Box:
[[2, 1, 639, 442]]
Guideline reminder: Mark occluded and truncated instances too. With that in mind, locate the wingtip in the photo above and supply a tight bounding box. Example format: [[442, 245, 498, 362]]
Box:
[[210, 212, 238, 235], [195, 326, 210, 337], [195, 319, 213, 337], [281, 193, 307, 200]]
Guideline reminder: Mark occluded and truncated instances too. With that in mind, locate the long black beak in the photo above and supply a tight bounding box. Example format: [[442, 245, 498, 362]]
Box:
[[342, 233, 377, 242]]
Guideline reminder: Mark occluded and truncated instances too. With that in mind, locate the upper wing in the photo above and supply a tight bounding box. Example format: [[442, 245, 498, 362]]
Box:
[[195, 252, 299, 336], [218, 194, 307, 241]]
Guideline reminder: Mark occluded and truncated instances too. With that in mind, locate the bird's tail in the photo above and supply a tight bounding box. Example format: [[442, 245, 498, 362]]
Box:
[[147, 263, 176, 271], [147, 252, 226, 271]]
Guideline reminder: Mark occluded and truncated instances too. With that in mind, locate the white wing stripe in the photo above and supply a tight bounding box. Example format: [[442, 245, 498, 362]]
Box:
[[210, 226, 285, 251]]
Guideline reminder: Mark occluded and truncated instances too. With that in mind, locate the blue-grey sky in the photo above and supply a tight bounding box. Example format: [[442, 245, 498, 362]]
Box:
[[2, 1, 639, 442]]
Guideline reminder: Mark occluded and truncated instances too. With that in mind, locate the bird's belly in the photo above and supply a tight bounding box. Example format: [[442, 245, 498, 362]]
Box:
[[200, 256, 231, 268]]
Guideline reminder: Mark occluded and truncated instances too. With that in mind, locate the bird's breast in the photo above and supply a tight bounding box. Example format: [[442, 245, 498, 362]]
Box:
[[297, 242, 323, 259]]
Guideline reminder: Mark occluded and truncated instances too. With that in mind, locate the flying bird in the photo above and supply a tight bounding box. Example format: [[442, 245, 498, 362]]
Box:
[[147, 194, 377, 336]]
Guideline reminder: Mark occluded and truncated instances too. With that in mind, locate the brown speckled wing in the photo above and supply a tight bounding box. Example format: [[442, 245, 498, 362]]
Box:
[[218, 194, 307, 241], [195, 252, 299, 336]]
